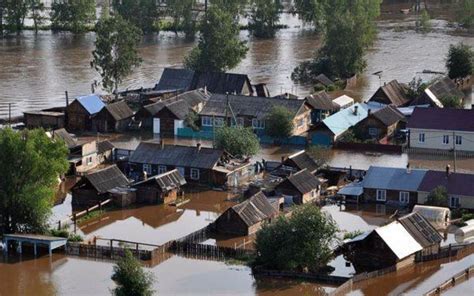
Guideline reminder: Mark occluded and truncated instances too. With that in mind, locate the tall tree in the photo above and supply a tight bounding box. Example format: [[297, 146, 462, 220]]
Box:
[[3, 0, 28, 35], [211, 0, 248, 16], [166, 0, 197, 38], [0, 128, 69, 235], [265, 106, 294, 140], [112, 0, 159, 34], [50, 0, 96, 33], [28, 0, 46, 34], [249, 0, 282, 38], [92, 15, 142, 94], [446, 42, 473, 80], [457, 0, 473, 29], [293, 0, 327, 28], [112, 250, 155, 296], [427, 186, 449, 207], [184, 6, 248, 72], [215, 126, 260, 158]]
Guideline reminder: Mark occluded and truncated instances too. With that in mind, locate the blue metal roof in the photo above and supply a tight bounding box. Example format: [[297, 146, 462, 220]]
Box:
[[323, 103, 381, 138], [76, 95, 105, 115], [363, 166, 427, 192]]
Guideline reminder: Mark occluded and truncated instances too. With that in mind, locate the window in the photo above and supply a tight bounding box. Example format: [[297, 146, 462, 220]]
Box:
[[455, 135, 462, 145], [399, 192, 410, 204], [376, 189, 386, 202], [190, 168, 200, 180], [252, 119, 265, 129], [311, 189, 318, 198], [369, 128, 379, 137], [449, 196, 460, 208], [87, 156, 93, 166], [231, 117, 244, 127], [214, 117, 225, 127], [297, 118, 305, 128], [158, 165, 167, 174], [442, 135, 450, 145], [418, 133, 425, 143], [202, 116, 213, 127], [143, 164, 152, 175]]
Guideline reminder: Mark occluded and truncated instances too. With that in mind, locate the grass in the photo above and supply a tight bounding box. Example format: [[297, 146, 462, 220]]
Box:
[[225, 253, 256, 266], [77, 209, 105, 224]]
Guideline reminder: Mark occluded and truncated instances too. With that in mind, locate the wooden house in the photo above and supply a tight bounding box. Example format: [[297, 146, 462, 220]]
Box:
[[97, 140, 114, 164], [66, 95, 105, 131], [354, 105, 406, 140], [24, 110, 65, 129], [132, 169, 186, 204], [214, 192, 279, 236], [368, 80, 410, 107], [129, 142, 253, 186], [72, 165, 130, 207], [275, 169, 321, 205], [272, 150, 319, 177], [411, 76, 464, 107], [305, 91, 340, 123], [92, 101, 134, 132]]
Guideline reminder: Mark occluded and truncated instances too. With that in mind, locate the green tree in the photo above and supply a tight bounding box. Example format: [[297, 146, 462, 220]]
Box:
[[265, 106, 294, 140], [0, 128, 69, 235], [446, 43, 473, 80], [3, 0, 28, 35], [249, 0, 282, 38], [112, 249, 155, 296], [427, 186, 449, 207], [28, 0, 46, 34], [457, 0, 473, 29], [211, 0, 248, 16], [166, 0, 197, 37], [293, 0, 327, 28], [418, 9, 431, 33], [406, 77, 428, 100], [92, 15, 142, 94], [215, 126, 260, 158], [440, 95, 463, 109], [113, 0, 159, 34], [255, 204, 338, 271], [50, 0, 96, 33], [184, 6, 248, 72]]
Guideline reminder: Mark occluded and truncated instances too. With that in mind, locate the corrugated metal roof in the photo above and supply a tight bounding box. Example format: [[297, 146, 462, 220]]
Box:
[[76, 95, 105, 115], [337, 182, 364, 196], [281, 168, 321, 194], [231, 192, 278, 227], [375, 222, 423, 259], [103, 101, 134, 121], [398, 212, 443, 248], [407, 107, 474, 132], [285, 150, 319, 173], [363, 166, 427, 192], [85, 165, 130, 194], [306, 91, 339, 111], [132, 169, 186, 191], [418, 170, 474, 197], [323, 103, 380, 138]]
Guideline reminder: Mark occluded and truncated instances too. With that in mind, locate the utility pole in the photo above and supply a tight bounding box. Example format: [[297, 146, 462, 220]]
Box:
[[8, 103, 11, 127]]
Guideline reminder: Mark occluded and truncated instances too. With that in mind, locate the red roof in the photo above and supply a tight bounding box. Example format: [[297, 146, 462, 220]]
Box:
[[407, 107, 474, 132], [418, 170, 474, 197]]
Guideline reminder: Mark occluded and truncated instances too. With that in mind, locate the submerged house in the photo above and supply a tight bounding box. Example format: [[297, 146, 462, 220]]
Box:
[[411, 76, 464, 107], [214, 192, 279, 236], [72, 165, 130, 207], [66, 95, 105, 131], [354, 105, 406, 140], [367, 80, 410, 107], [132, 169, 186, 205], [129, 142, 253, 186], [275, 169, 321, 205], [24, 109, 65, 129], [92, 101, 134, 132], [305, 91, 340, 123], [272, 150, 319, 177]]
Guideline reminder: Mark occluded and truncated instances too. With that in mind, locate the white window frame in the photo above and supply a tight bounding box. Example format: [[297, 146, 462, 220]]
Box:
[[87, 156, 93, 166], [231, 117, 244, 127], [190, 168, 200, 180], [376, 189, 386, 202], [418, 133, 425, 143], [214, 117, 225, 127], [158, 165, 167, 175], [143, 164, 152, 175], [252, 119, 265, 129], [442, 135, 450, 145], [399, 192, 410, 204], [369, 128, 379, 137], [449, 196, 460, 208], [455, 135, 462, 146], [202, 116, 213, 127]]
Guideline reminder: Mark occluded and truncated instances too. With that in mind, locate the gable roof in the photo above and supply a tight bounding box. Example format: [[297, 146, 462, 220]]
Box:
[[103, 101, 134, 121], [284, 150, 319, 173], [306, 91, 339, 111], [84, 165, 129, 194], [200, 94, 307, 119], [371, 105, 406, 126], [425, 76, 464, 101], [282, 169, 321, 194], [398, 212, 443, 248], [75, 95, 105, 115], [143, 89, 209, 117], [132, 169, 186, 191], [407, 107, 474, 132], [418, 170, 474, 197], [333, 95, 354, 108], [129, 142, 224, 169], [369, 80, 410, 106], [363, 166, 427, 192], [374, 221, 423, 259], [97, 140, 114, 154], [155, 68, 196, 91], [51, 128, 78, 149], [231, 192, 278, 227], [314, 74, 334, 86], [323, 103, 380, 138]]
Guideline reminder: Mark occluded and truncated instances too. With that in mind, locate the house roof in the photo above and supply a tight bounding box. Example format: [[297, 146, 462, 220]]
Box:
[[418, 170, 474, 197], [97, 140, 114, 154], [76, 95, 105, 115], [425, 76, 464, 102], [284, 150, 319, 173], [103, 101, 134, 121], [314, 74, 334, 86], [51, 128, 78, 149], [129, 142, 224, 170], [306, 91, 339, 111], [132, 169, 186, 191], [398, 212, 443, 248], [283, 168, 321, 194], [375, 221, 423, 259], [200, 94, 307, 119], [371, 105, 406, 126], [155, 68, 196, 91], [84, 165, 129, 194], [231, 192, 278, 227], [323, 103, 380, 138], [407, 107, 474, 132], [363, 166, 427, 192], [337, 182, 364, 196], [333, 95, 354, 108], [371, 80, 410, 106], [144, 89, 209, 117]]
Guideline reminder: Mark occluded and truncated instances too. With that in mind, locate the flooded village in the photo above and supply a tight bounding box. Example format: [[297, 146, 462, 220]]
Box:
[[1, 0, 474, 296]]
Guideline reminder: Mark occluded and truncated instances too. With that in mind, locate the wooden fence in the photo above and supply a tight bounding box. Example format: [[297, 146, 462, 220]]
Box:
[[404, 147, 474, 158], [424, 265, 474, 296], [66, 242, 154, 261], [415, 243, 474, 263], [54, 198, 112, 231], [252, 268, 349, 285], [334, 142, 403, 154]]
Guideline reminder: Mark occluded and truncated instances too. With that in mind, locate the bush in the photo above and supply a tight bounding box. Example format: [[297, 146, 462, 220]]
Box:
[[343, 230, 364, 240], [112, 249, 155, 296], [265, 106, 294, 140], [215, 126, 260, 158], [427, 186, 449, 207]]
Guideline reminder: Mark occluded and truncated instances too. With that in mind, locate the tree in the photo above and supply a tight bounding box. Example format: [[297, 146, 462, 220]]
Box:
[[255, 204, 338, 271], [265, 106, 294, 140], [166, 0, 197, 38], [112, 249, 155, 296], [426, 186, 449, 207], [293, 0, 327, 28], [184, 6, 248, 72], [28, 0, 46, 34], [406, 77, 427, 100], [446, 43, 473, 80], [92, 15, 142, 94], [0, 128, 69, 235], [457, 0, 473, 29], [440, 95, 463, 109], [113, 0, 159, 34], [50, 0, 96, 33], [215, 126, 260, 158], [418, 10, 431, 33], [3, 0, 28, 35], [211, 0, 248, 16], [249, 0, 282, 38]]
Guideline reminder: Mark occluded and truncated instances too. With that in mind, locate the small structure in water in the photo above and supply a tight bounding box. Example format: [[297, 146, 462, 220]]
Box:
[[274, 169, 322, 205], [132, 169, 187, 205], [2, 234, 67, 257]]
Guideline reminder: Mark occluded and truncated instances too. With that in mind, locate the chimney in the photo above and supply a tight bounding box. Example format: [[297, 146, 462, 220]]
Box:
[[406, 163, 411, 174], [204, 86, 207, 96], [161, 139, 165, 150], [143, 171, 148, 181], [65, 91, 69, 107], [353, 105, 359, 115], [197, 142, 202, 152], [446, 165, 451, 177]]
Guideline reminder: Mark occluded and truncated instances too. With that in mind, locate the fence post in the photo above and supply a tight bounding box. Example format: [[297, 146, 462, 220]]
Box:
[[73, 213, 77, 233]]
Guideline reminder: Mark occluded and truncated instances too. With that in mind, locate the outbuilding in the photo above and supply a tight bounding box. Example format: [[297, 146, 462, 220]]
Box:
[[92, 101, 134, 132], [132, 169, 186, 204], [66, 95, 105, 131], [275, 169, 321, 205]]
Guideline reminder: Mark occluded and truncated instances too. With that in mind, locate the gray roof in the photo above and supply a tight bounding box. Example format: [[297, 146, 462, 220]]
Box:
[[97, 140, 114, 154], [284, 150, 319, 173], [231, 192, 278, 227], [281, 168, 321, 194], [85, 165, 130, 194], [306, 91, 339, 111], [425, 76, 464, 100], [52, 128, 78, 149], [398, 212, 443, 248], [103, 101, 134, 121], [155, 68, 196, 91], [315, 74, 334, 86], [371, 105, 406, 126], [200, 94, 306, 119], [132, 169, 186, 191], [129, 142, 224, 169], [369, 80, 410, 106], [144, 89, 209, 117], [363, 166, 427, 192]]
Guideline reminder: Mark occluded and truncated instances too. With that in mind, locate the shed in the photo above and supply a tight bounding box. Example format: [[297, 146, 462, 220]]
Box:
[[354, 105, 406, 140], [50, 128, 78, 149], [132, 169, 186, 204], [24, 110, 65, 129], [275, 169, 321, 205], [306, 91, 340, 123], [333, 95, 354, 109], [66, 95, 105, 131], [368, 80, 410, 107], [412, 76, 464, 107], [314, 73, 334, 86], [273, 150, 319, 176], [92, 101, 134, 132], [3, 234, 68, 257], [97, 140, 114, 163], [398, 212, 443, 255]]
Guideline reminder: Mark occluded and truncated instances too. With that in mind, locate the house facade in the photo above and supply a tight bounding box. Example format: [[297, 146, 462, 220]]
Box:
[[274, 169, 321, 205], [66, 95, 105, 131], [368, 80, 410, 107], [305, 91, 339, 124], [92, 101, 134, 132], [132, 169, 186, 205], [354, 105, 405, 140]]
